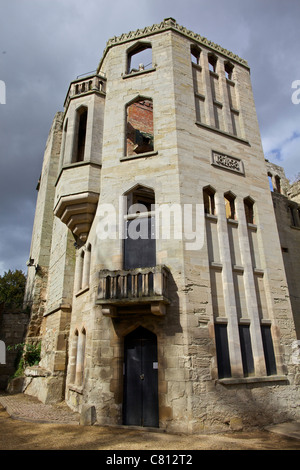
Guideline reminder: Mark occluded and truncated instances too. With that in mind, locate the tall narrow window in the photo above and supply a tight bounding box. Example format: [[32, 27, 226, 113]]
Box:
[[224, 192, 236, 220], [261, 325, 277, 376], [73, 106, 88, 162], [214, 323, 231, 378], [244, 197, 255, 224], [239, 325, 255, 377], [208, 54, 217, 73], [70, 330, 79, 384], [225, 61, 234, 80], [203, 186, 216, 215], [127, 43, 152, 74], [75, 328, 86, 386], [59, 118, 68, 169], [191, 45, 201, 65], [126, 98, 154, 156], [124, 185, 155, 270]]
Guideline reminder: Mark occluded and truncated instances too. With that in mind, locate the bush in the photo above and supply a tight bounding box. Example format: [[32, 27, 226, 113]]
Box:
[[7, 342, 41, 378]]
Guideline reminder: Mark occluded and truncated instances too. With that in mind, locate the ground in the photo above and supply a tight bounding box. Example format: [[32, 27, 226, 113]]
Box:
[[0, 399, 300, 451]]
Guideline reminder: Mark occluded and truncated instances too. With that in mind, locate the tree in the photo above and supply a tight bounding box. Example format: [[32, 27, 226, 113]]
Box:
[[0, 269, 26, 310]]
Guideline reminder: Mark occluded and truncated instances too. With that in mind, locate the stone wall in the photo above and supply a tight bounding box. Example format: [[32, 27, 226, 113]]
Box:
[[0, 305, 30, 389], [23, 19, 300, 432]]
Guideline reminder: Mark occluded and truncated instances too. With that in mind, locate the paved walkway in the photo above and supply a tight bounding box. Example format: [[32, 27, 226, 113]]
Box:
[[0, 392, 80, 424]]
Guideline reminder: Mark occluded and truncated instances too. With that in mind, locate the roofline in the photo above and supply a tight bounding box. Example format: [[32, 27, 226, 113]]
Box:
[[96, 17, 249, 73]]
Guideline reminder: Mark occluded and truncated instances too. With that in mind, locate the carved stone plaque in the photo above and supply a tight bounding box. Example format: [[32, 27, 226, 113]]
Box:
[[212, 151, 244, 175]]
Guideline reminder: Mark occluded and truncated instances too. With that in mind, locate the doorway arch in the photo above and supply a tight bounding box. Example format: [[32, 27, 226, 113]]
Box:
[[123, 326, 158, 427]]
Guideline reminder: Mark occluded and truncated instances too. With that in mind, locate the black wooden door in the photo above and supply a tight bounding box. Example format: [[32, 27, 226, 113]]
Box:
[[123, 327, 159, 427]]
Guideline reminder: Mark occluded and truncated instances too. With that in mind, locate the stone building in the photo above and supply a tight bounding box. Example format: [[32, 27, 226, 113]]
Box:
[[265, 160, 300, 338], [23, 18, 300, 433], [0, 304, 30, 390]]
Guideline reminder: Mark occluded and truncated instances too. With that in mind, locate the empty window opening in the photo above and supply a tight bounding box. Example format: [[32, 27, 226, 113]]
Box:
[[244, 197, 255, 224], [203, 186, 216, 215], [225, 62, 234, 80], [208, 54, 217, 73], [224, 192, 236, 220], [127, 44, 152, 74], [126, 98, 154, 156], [191, 45, 201, 65], [268, 173, 274, 191], [60, 118, 68, 168], [73, 106, 88, 162], [126, 185, 155, 215]]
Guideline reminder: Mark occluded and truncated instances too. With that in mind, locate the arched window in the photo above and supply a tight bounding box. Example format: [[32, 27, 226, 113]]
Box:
[[191, 45, 201, 65], [203, 186, 216, 215], [127, 42, 152, 74], [126, 97, 154, 156], [225, 61, 234, 80], [72, 106, 88, 162], [224, 191, 236, 220], [123, 185, 156, 269], [244, 197, 255, 224], [208, 53, 217, 73]]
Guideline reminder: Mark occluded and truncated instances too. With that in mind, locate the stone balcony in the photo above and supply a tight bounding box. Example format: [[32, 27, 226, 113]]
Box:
[[96, 265, 170, 317], [64, 73, 106, 111]]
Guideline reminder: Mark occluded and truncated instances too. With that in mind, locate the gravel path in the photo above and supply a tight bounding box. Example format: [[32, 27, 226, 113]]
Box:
[[1, 393, 300, 451]]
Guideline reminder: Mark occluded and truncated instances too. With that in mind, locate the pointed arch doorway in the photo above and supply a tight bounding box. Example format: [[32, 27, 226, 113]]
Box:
[[123, 327, 159, 427]]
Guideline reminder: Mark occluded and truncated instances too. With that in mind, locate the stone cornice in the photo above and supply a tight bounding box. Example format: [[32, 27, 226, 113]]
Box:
[[97, 17, 249, 72]]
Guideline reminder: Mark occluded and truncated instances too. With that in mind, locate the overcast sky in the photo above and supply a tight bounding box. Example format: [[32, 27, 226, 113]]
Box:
[[0, 0, 299, 276]]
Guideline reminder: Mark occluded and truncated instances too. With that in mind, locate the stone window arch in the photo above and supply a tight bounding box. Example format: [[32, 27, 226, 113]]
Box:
[[224, 61, 234, 80], [208, 53, 218, 73], [126, 42, 152, 74], [191, 44, 201, 65], [224, 191, 236, 220], [126, 96, 154, 157], [72, 105, 88, 163], [203, 185, 216, 215], [244, 196, 255, 224], [123, 184, 156, 269], [59, 118, 68, 168]]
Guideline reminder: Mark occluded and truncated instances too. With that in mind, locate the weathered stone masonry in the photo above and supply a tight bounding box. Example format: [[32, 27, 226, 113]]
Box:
[[23, 18, 300, 433]]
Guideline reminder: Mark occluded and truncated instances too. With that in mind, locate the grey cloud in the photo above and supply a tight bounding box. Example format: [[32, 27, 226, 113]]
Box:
[[0, 0, 299, 274]]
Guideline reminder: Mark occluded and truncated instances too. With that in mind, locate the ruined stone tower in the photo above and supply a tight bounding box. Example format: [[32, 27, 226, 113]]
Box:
[[23, 18, 300, 432]]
